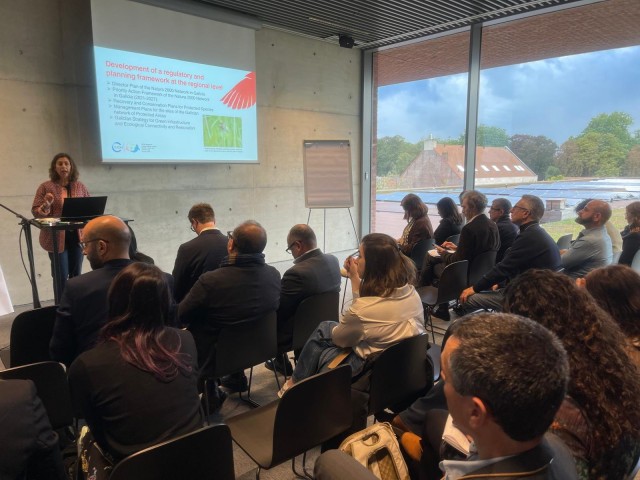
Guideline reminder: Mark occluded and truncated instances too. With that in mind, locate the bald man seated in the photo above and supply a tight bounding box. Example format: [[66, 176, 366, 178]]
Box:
[[50, 215, 133, 366], [561, 200, 613, 278]]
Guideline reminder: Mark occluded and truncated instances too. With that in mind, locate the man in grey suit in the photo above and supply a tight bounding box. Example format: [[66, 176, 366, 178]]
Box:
[[266, 224, 341, 375], [172, 203, 229, 302]]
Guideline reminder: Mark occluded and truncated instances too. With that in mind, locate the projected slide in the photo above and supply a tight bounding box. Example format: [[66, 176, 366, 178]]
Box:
[[94, 46, 257, 163]]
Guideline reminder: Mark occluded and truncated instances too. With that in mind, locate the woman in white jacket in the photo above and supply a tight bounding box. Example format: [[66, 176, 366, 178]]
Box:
[[278, 233, 425, 396]]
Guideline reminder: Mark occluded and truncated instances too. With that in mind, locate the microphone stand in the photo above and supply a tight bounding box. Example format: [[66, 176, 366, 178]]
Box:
[[0, 203, 41, 308]]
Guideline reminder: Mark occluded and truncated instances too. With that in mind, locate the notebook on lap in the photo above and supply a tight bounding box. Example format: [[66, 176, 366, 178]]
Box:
[[60, 196, 108, 221]]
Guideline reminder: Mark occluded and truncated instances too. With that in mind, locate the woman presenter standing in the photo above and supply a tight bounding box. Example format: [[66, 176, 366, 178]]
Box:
[[32, 153, 90, 292]]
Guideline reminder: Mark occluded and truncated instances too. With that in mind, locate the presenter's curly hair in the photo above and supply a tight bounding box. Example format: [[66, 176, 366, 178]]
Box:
[[584, 265, 640, 339], [101, 262, 192, 382], [504, 269, 640, 479], [49, 153, 79, 183], [359, 233, 416, 297]]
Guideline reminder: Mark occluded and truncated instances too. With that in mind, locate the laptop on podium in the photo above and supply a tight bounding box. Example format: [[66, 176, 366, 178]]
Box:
[[60, 196, 108, 222]]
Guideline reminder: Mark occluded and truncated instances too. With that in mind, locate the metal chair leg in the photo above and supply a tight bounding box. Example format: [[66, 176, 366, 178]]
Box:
[[291, 456, 309, 479], [203, 378, 211, 420], [255, 465, 261, 480], [239, 368, 260, 408], [302, 450, 314, 479]]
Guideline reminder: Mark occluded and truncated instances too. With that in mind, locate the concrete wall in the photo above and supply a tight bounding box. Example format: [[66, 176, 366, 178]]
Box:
[[0, 0, 362, 306]]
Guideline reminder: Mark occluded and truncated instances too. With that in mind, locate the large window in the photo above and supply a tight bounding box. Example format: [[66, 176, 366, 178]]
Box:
[[366, 0, 640, 241]]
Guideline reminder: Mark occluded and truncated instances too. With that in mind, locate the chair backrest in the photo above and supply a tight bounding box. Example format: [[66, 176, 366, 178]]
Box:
[[9, 305, 57, 367], [467, 250, 497, 286], [436, 260, 469, 305], [410, 238, 435, 272], [368, 333, 431, 414], [109, 425, 235, 480], [445, 234, 460, 245], [272, 365, 352, 464], [0, 361, 73, 429], [556, 233, 573, 250], [213, 311, 277, 378], [291, 292, 340, 351], [631, 249, 640, 273]]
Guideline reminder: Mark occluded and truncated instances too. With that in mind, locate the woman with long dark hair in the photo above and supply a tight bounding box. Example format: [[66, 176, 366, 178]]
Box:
[[504, 269, 640, 480], [278, 233, 425, 396], [69, 263, 203, 474], [32, 153, 90, 292], [619, 201, 640, 266], [580, 264, 640, 368], [397, 194, 434, 255], [433, 197, 464, 246]]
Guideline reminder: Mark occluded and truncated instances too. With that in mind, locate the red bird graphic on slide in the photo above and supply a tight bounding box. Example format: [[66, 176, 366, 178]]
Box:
[[221, 72, 256, 109]]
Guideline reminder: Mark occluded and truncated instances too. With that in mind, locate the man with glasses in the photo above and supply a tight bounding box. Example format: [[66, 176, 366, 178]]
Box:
[[489, 198, 519, 263], [50, 215, 132, 366], [458, 195, 561, 313], [264, 224, 341, 375], [178, 220, 280, 411], [172, 203, 228, 302]]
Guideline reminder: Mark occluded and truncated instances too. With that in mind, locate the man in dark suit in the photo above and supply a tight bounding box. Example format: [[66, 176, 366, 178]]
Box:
[[49, 215, 132, 367], [489, 197, 519, 263], [459, 194, 562, 312], [172, 203, 229, 302], [421, 190, 499, 320], [178, 220, 281, 409], [265, 224, 341, 375], [0, 379, 66, 480]]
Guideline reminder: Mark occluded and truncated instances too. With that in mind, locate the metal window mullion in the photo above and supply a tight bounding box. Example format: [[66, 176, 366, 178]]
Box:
[[464, 22, 482, 191]]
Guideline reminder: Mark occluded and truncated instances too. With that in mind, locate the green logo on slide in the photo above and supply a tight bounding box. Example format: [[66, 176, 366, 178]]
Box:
[[202, 115, 242, 148]]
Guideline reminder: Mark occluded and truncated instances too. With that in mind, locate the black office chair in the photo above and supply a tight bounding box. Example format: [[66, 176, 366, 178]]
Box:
[[226, 365, 352, 479], [417, 260, 468, 342], [427, 342, 441, 382], [0, 361, 73, 430], [204, 311, 280, 412], [410, 238, 435, 275], [109, 425, 235, 480], [368, 333, 431, 416], [556, 233, 573, 250], [445, 234, 460, 245], [9, 305, 57, 367], [467, 250, 497, 286]]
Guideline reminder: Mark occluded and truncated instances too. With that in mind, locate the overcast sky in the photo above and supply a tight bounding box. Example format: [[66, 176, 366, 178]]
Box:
[[377, 46, 640, 145]]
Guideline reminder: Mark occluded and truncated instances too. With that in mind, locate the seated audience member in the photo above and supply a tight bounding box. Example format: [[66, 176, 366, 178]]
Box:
[[433, 197, 465, 246], [397, 194, 434, 255], [459, 194, 561, 313], [172, 203, 228, 303], [560, 200, 612, 278], [266, 224, 341, 375], [504, 269, 640, 480], [435, 312, 573, 479], [579, 264, 640, 368], [50, 215, 132, 366], [127, 225, 154, 264], [277, 233, 424, 397], [69, 263, 203, 475], [489, 197, 518, 263], [0, 379, 66, 480], [574, 198, 623, 255], [619, 201, 640, 266], [422, 190, 499, 320], [178, 220, 280, 409]]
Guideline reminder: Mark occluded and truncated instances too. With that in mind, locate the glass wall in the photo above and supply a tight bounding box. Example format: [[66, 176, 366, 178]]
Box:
[[370, 31, 469, 239], [366, 0, 640, 243]]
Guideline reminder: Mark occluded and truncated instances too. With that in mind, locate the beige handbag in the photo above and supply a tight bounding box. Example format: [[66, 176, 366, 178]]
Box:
[[339, 422, 410, 480]]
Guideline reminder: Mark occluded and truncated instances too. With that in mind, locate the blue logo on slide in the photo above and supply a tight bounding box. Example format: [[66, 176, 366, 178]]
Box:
[[112, 142, 140, 153], [126, 144, 140, 152], [112, 142, 123, 152]]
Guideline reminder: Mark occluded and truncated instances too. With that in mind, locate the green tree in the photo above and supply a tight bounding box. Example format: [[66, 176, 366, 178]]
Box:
[[554, 132, 627, 177], [554, 138, 584, 176], [444, 125, 509, 147], [508, 134, 558, 179], [581, 111, 635, 151], [623, 145, 640, 177], [375, 136, 422, 176]]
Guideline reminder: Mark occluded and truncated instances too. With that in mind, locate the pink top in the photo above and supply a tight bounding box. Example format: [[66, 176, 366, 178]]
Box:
[[32, 180, 90, 253]]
